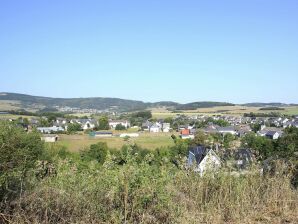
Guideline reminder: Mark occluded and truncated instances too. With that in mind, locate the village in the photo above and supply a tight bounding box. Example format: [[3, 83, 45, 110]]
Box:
[[2, 111, 298, 176], [1, 0, 298, 222], [14, 112, 298, 140]]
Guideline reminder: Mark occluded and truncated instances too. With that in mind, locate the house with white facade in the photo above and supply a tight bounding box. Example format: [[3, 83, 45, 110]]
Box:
[[149, 123, 162, 133], [162, 123, 171, 132], [109, 120, 130, 129], [37, 126, 65, 134], [188, 146, 221, 176], [70, 119, 98, 130], [258, 128, 283, 139]]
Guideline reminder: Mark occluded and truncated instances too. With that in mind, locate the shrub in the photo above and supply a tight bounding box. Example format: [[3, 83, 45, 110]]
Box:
[[80, 142, 108, 164], [0, 121, 45, 203], [115, 124, 126, 130]]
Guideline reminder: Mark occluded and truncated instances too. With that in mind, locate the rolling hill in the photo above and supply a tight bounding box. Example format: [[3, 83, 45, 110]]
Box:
[[0, 92, 296, 113]]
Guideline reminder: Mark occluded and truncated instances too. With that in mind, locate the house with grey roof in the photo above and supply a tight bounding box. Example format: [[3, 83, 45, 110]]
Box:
[[187, 146, 221, 176], [217, 126, 237, 135], [258, 127, 283, 139]]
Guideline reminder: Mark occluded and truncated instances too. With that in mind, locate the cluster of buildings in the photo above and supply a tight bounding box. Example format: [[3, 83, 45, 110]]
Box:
[[176, 114, 298, 140], [31, 118, 133, 134], [141, 121, 172, 133], [54, 106, 103, 114]]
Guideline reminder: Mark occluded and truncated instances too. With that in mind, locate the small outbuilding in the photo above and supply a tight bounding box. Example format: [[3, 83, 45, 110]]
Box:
[[91, 132, 113, 138], [41, 134, 59, 143]]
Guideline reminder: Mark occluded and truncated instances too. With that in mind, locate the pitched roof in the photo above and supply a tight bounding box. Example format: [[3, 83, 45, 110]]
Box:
[[188, 146, 208, 165]]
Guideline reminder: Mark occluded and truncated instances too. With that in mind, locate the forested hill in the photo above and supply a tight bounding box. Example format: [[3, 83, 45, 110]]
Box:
[[2, 92, 284, 112], [0, 92, 148, 111]]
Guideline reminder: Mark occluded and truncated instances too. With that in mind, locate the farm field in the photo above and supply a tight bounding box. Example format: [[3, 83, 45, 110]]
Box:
[[0, 114, 35, 120], [152, 106, 298, 118], [0, 100, 22, 111], [57, 132, 175, 152], [283, 106, 298, 115]]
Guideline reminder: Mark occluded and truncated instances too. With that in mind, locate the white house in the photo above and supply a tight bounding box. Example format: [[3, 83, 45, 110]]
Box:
[[109, 120, 130, 129], [265, 131, 281, 140], [37, 126, 64, 134], [55, 118, 67, 125], [82, 120, 97, 130], [149, 123, 162, 133], [162, 123, 171, 132], [70, 119, 97, 130], [258, 128, 283, 139], [188, 146, 221, 176]]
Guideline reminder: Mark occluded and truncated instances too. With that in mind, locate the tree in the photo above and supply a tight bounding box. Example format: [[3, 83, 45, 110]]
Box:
[[0, 121, 45, 201], [67, 123, 82, 133], [171, 138, 190, 158], [132, 111, 152, 120], [211, 118, 230, 127], [39, 117, 50, 127], [223, 133, 235, 148], [98, 116, 109, 130], [115, 124, 126, 130], [46, 114, 57, 124], [192, 131, 208, 146], [23, 117, 29, 126], [251, 123, 261, 133], [81, 142, 108, 164], [164, 117, 174, 125], [241, 132, 274, 160], [276, 127, 298, 158]]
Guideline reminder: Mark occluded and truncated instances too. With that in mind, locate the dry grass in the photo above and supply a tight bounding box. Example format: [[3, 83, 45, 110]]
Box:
[[3, 160, 298, 224], [174, 170, 298, 223]]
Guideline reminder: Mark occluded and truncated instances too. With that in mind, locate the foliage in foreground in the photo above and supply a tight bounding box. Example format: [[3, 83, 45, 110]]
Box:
[[0, 121, 297, 223], [1, 150, 298, 224], [0, 121, 45, 203]]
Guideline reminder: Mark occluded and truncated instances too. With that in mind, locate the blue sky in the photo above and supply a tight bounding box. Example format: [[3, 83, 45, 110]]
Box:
[[0, 0, 297, 103]]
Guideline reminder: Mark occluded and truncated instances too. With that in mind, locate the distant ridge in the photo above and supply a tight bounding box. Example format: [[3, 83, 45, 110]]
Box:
[[242, 102, 297, 107], [0, 92, 296, 112]]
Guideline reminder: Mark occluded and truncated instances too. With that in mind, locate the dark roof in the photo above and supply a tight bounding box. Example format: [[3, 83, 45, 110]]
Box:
[[265, 131, 278, 136], [235, 148, 254, 161], [218, 126, 235, 132], [95, 132, 113, 135], [188, 146, 208, 165]]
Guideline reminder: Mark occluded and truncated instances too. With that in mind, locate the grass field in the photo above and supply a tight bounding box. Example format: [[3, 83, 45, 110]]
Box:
[[57, 132, 175, 152], [283, 107, 298, 115]]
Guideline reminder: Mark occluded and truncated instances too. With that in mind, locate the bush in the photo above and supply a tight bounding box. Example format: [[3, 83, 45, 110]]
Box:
[[3, 156, 298, 223], [115, 124, 126, 130], [67, 123, 82, 133], [0, 121, 45, 203], [80, 142, 108, 164]]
